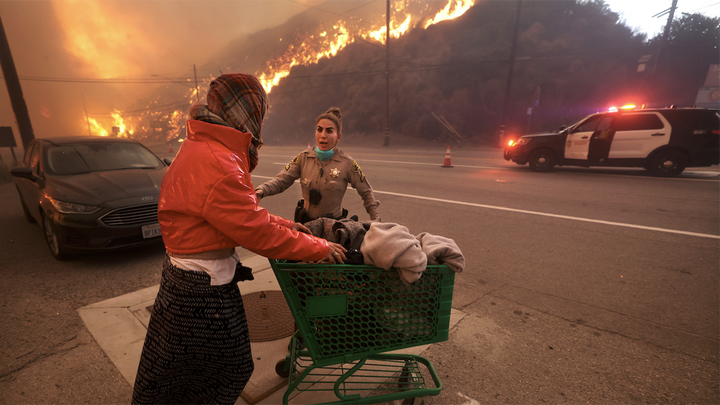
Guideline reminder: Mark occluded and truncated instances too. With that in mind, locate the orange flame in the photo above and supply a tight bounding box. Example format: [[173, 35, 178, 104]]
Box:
[[52, 0, 151, 77], [85, 117, 109, 137], [259, 22, 355, 93], [260, 0, 475, 92], [111, 110, 132, 137], [424, 0, 475, 28], [75, 0, 475, 141]]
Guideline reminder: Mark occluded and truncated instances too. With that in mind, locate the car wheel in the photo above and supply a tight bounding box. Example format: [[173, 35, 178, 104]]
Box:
[[528, 149, 556, 172], [647, 150, 687, 177], [16, 187, 36, 223], [42, 213, 69, 261]]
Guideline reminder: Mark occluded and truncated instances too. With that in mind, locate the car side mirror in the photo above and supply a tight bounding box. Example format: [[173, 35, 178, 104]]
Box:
[[558, 125, 567, 132], [10, 167, 38, 181], [163, 158, 173, 166]]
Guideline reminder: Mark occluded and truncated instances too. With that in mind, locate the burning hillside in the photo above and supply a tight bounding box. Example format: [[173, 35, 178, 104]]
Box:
[[258, 0, 475, 93], [72, 0, 475, 141]]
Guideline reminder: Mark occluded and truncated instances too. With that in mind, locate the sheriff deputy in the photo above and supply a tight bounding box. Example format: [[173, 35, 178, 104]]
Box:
[[255, 107, 380, 222]]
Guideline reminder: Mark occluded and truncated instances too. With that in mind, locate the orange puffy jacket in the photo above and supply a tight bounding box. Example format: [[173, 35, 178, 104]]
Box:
[[158, 120, 329, 261]]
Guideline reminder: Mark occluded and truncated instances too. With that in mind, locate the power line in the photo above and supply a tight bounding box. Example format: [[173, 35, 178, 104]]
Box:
[[689, 1, 720, 12], [7, 75, 204, 85], [270, 72, 381, 96], [8, 43, 642, 90], [91, 99, 190, 117]]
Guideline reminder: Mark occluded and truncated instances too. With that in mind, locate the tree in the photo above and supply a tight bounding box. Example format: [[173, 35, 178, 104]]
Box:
[[649, 13, 720, 106]]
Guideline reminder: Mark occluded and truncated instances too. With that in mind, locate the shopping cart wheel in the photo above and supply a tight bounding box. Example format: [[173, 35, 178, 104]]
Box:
[[399, 364, 417, 390], [275, 359, 290, 378], [399, 366, 410, 389]]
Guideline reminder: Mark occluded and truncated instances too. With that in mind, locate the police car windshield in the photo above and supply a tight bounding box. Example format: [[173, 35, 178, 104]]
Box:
[[568, 114, 598, 132]]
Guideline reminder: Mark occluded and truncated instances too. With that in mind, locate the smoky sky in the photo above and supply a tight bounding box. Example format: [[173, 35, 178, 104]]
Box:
[[0, 0, 321, 146]]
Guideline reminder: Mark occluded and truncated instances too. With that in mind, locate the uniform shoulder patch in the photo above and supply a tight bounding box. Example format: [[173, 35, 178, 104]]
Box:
[[285, 153, 302, 171], [351, 160, 365, 182]]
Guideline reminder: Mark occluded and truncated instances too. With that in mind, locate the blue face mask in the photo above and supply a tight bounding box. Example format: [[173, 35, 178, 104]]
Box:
[[314, 147, 335, 161]]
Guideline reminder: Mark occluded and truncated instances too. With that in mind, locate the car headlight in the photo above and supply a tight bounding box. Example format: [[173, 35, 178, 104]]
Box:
[[517, 138, 530, 145], [48, 196, 101, 214]]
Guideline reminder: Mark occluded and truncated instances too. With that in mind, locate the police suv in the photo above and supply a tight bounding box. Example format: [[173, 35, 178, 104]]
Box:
[[503, 107, 720, 177]]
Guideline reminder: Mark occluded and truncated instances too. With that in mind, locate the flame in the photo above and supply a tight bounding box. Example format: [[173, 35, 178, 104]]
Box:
[[111, 110, 131, 137], [424, 0, 475, 28], [367, 14, 412, 42], [52, 0, 151, 77], [259, 22, 355, 93], [85, 117, 109, 137], [260, 0, 475, 92], [76, 0, 475, 142]]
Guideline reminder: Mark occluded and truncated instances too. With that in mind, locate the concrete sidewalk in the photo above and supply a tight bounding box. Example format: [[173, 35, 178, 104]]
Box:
[[78, 253, 465, 404]]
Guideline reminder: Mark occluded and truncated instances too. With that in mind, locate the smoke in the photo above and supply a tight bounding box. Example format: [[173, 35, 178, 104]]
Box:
[[0, 0, 315, 147], [0, 0, 473, 152]]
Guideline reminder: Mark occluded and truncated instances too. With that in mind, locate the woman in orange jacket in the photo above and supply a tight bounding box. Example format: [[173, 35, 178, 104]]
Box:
[[132, 73, 346, 405]]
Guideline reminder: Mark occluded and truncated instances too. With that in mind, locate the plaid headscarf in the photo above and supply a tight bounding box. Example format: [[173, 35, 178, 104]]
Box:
[[189, 73, 267, 171]]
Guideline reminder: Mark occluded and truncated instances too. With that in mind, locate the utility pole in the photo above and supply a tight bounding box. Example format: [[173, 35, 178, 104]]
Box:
[[0, 15, 34, 149], [648, 0, 679, 103], [384, 0, 390, 147], [498, 0, 522, 147], [193, 64, 200, 103]]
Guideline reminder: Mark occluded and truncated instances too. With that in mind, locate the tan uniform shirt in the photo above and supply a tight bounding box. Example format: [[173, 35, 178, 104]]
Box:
[[257, 148, 380, 220]]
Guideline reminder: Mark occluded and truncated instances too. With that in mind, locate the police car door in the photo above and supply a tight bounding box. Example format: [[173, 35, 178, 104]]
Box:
[[607, 112, 669, 159], [564, 114, 604, 160]]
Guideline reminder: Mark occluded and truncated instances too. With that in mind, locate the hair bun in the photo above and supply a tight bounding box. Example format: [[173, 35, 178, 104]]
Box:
[[326, 107, 341, 120]]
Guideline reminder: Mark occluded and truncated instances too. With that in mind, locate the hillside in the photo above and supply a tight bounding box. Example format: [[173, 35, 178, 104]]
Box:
[[125, 0, 718, 146]]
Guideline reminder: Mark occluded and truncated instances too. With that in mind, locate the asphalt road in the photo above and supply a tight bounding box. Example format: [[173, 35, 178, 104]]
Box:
[[1, 143, 718, 404]]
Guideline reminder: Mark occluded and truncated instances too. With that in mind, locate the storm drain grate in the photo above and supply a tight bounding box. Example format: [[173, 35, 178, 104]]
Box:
[[243, 290, 295, 342]]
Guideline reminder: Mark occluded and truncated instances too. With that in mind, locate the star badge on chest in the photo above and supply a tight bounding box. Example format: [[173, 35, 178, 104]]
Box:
[[330, 168, 340, 178]]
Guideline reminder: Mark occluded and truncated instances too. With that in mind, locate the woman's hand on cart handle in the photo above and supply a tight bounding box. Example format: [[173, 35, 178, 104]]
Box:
[[292, 222, 312, 234], [324, 242, 347, 264]]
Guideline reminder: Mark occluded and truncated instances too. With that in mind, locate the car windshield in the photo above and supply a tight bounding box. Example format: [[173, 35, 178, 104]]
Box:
[[45, 141, 164, 175], [567, 114, 599, 132]]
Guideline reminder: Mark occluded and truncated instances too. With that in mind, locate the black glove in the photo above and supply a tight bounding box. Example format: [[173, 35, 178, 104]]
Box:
[[232, 263, 254, 283]]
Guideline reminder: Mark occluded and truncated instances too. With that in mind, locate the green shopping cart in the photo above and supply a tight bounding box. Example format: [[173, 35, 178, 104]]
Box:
[[269, 259, 456, 405]]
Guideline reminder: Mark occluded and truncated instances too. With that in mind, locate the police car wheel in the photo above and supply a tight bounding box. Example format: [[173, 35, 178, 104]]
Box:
[[647, 150, 687, 177], [528, 149, 556, 172]]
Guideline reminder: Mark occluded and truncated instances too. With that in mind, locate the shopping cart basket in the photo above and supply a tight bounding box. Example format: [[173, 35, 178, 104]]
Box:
[[269, 259, 456, 404]]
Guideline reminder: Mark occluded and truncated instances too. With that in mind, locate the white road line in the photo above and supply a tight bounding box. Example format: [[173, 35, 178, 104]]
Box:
[[372, 190, 720, 240], [272, 160, 500, 169], [251, 178, 719, 239], [264, 154, 719, 180]]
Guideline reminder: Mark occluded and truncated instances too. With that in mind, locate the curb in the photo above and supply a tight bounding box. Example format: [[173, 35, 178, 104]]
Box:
[[79, 254, 465, 404]]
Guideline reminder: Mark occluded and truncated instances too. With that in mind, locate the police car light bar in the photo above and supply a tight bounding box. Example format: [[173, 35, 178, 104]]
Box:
[[608, 104, 637, 112]]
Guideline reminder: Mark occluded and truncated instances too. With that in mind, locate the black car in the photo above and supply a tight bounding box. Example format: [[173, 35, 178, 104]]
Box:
[[11, 136, 171, 260], [504, 107, 720, 177]]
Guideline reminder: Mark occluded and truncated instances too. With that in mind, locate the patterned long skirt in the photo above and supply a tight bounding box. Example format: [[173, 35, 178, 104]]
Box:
[[132, 256, 253, 405]]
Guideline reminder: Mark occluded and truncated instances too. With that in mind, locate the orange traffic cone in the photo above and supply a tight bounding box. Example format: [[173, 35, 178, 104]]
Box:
[[441, 146, 453, 168]]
